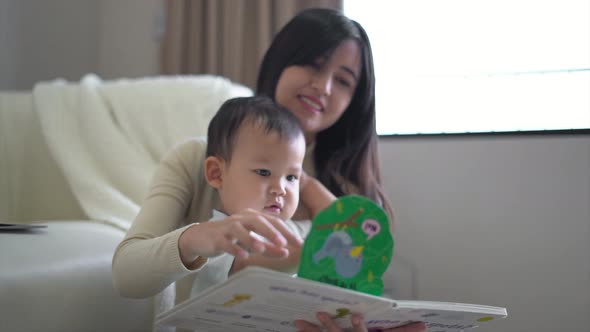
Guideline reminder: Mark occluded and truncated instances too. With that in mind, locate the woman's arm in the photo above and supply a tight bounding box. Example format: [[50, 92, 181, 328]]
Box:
[[299, 171, 336, 218], [113, 139, 303, 298], [112, 140, 207, 298]]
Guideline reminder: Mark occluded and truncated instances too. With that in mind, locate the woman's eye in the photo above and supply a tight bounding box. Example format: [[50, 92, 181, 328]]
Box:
[[286, 174, 298, 182], [255, 169, 271, 177], [336, 77, 352, 88]]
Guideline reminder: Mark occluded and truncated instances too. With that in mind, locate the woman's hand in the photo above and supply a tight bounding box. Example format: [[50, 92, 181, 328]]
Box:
[[178, 208, 303, 269], [294, 312, 427, 332]]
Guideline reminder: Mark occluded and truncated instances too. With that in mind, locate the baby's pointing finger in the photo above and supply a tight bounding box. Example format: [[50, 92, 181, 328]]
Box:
[[259, 243, 289, 258], [238, 213, 291, 248], [225, 221, 267, 254], [217, 237, 249, 258], [260, 213, 304, 247]]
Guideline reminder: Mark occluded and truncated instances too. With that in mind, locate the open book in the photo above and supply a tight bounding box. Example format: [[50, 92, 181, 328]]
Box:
[[157, 196, 507, 331], [156, 266, 507, 331]]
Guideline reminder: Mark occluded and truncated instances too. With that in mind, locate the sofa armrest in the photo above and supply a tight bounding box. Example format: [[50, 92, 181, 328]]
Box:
[[0, 91, 85, 223]]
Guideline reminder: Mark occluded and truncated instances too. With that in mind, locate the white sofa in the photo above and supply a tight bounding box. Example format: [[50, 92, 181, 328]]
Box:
[[0, 75, 253, 332]]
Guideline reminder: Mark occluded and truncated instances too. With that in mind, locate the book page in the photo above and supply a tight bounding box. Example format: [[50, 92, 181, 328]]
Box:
[[157, 267, 395, 331], [157, 267, 507, 332], [156, 195, 507, 331], [364, 303, 507, 332]]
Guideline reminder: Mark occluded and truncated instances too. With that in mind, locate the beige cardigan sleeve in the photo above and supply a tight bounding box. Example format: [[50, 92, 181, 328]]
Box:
[[112, 138, 218, 298]]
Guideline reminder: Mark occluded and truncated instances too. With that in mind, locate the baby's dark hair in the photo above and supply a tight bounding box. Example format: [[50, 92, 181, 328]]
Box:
[[206, 96, 303, 161]]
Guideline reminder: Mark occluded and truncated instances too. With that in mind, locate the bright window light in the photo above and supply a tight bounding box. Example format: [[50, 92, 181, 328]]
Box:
[[344, 0, 590, 135]]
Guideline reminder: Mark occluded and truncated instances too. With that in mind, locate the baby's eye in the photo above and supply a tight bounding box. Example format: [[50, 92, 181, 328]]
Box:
[[254, 169, 271, 177], [286, 174, 298, 182]]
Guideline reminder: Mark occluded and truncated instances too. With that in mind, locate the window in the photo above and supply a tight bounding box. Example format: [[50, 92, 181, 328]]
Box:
[[344, 0, 590, 135]]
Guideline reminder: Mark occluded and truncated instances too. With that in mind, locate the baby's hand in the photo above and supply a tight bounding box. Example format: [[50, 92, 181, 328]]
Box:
[[231, 242, 302, 275], [179, 209, 303, 268]]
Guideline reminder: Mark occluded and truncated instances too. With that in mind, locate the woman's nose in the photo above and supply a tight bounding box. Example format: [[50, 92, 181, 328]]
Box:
[[311, 71, 333, 96]]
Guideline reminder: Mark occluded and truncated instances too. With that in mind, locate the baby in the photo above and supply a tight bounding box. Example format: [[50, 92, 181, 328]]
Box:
[[191, 96, 317, 296]]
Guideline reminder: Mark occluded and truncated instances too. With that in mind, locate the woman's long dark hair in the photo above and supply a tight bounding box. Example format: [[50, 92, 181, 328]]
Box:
[[256, 8, 394, 222]]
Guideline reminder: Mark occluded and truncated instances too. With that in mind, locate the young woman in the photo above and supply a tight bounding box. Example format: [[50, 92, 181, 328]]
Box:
[[112, 8, 425, 332], [257, 8, 393, 221]]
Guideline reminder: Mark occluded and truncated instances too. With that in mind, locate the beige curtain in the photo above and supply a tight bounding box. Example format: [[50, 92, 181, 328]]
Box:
[[161, 0, 342, 90]]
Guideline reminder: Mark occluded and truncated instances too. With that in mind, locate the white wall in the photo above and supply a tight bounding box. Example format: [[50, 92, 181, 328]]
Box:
[[0, 0, 99, 90], [97, 0, 162, 80], [0, 0, 161, 90], [380, 134, 590, 332], [1, 1, 589, 331]]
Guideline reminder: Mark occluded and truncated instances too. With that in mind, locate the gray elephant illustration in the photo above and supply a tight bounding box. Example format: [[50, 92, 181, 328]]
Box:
[[313, 231, 363, 278]]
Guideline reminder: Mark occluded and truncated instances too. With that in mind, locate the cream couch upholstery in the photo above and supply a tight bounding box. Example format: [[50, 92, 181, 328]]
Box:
[[0, 91, 154, 332], [0, 91, 86, 223], [0, 75, 253, 332]]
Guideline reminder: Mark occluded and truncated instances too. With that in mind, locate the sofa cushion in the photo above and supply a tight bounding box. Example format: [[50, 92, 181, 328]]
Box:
[[0, 221, 153, 332]]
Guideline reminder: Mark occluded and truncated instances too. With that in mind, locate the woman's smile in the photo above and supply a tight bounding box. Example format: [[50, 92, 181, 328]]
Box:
[[298, 95, 324, 113]]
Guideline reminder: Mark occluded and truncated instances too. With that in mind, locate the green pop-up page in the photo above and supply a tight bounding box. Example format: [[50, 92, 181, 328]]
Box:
[[297, 195, 394, 296]]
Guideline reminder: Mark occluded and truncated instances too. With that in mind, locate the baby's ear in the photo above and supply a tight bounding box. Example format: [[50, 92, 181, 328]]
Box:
[[204, 156, 224, 189]]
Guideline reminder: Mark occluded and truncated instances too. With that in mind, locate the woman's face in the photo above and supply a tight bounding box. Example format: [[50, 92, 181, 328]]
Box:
[[275, 39, 361, 143]]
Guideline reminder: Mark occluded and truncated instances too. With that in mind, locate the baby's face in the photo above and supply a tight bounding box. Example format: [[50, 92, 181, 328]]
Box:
[[218, 122, 305, 221]]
